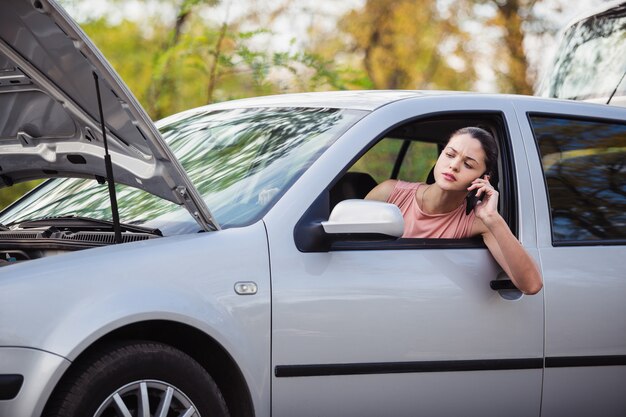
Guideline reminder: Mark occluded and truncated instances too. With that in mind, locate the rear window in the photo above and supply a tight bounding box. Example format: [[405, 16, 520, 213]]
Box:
[[530, 115, 626, 244]]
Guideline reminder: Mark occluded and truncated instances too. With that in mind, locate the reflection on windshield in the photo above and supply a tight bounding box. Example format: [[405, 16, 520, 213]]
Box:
[[540, 5, 626, 100], [0, 107, 365, 234]]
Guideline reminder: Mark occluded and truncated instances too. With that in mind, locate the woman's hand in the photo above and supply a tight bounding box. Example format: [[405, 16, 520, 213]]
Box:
[[468, 175, 498, 223]]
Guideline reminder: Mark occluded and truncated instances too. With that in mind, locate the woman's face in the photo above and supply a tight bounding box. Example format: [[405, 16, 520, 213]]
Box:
[[433, 133, 487, 192]]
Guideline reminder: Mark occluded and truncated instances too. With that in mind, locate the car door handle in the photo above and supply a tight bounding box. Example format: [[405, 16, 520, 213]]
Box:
[[490, 279, 517, 291]]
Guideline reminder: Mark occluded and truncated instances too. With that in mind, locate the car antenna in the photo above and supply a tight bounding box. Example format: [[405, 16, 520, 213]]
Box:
[[607, 70, 626, 105], [93, 71, 122, 244]]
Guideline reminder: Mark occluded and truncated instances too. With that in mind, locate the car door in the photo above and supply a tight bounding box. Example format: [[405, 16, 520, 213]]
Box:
[[514, 99, 626, 417], [265, 96, 544, 417]]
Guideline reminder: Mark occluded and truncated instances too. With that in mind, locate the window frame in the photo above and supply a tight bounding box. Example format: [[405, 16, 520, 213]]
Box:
[[294, 111, 519, 252]]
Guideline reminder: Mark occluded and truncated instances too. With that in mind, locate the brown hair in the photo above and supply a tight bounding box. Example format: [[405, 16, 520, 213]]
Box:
[[449, 126, 498, 181]]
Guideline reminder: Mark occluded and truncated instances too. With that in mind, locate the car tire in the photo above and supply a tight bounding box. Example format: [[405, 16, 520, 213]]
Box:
[[43, 341, 230, 417]]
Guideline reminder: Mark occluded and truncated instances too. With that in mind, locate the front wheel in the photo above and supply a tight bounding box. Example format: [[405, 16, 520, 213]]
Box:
[[44, 341, 229, 417]]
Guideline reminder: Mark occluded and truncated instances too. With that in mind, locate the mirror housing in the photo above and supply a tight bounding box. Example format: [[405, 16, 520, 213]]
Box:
[[322, 199, 404, 237], [294, 196, 404, 253]]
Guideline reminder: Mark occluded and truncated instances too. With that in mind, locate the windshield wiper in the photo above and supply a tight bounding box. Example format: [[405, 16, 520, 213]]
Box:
[[15, 215, 162, 236]]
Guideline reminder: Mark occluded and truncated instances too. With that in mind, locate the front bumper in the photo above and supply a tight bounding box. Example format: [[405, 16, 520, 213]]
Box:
[[0, 347, 70, 417]]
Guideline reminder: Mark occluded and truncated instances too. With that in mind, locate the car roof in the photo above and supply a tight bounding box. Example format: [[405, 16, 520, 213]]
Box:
[[177, 90, 460, 112]]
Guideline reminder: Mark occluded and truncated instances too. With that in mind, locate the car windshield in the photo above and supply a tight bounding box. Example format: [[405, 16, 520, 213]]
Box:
[[0, 107, 366, 235], [540, 5, 626, 100]]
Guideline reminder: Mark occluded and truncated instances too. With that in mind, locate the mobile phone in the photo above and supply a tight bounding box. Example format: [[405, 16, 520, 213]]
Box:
[[465, 188, 480, 215], [465, 172, 490, 215]]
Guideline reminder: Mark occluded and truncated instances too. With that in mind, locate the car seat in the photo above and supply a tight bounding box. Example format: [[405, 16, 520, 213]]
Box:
[[329, 172, 378, 209]]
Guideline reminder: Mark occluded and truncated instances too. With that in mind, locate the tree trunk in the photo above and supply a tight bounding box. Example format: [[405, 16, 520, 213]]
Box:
[[495, 0, 534, 94]]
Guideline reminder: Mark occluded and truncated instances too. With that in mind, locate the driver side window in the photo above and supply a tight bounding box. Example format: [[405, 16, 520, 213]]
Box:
[[326, 113, 513, 250], [349, 138, 439, 185]]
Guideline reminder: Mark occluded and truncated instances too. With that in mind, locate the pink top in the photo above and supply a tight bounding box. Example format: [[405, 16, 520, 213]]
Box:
[[387, 181, 476, 239]]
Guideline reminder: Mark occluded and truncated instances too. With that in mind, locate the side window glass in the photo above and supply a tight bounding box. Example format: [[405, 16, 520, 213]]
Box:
[[397, 141, 439, 181], [530, 115, 626, 243], [348, 138, 402, 183], [348, 137, 438, 183]]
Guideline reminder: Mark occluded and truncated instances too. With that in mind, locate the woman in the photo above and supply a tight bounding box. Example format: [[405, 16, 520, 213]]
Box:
[[366, 127, 543, 295]]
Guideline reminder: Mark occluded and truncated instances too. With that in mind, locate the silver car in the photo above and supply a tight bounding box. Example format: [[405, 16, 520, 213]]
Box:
[[1, 1, 625, 417]]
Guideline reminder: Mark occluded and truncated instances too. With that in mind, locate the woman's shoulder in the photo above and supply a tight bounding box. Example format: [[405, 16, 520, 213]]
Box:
[[366, 179, 422, 201], [365, 179, 398, 201], [394, 180, 421, 190]]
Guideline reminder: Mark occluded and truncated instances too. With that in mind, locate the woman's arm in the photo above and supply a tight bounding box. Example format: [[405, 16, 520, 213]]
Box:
[[469, 176, 543, 295], [364, 179, 397, 202]]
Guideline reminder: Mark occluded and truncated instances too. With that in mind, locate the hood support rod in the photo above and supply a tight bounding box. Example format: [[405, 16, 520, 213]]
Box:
[[93, 72, 122, 244]]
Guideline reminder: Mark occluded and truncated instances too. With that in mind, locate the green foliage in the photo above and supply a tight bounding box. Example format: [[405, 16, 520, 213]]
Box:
[[73, 13, 347, 119], [454, 0, 536, 94], [81, 17, 166, 111]]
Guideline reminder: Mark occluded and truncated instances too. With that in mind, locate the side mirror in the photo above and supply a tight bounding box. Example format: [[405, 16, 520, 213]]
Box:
[[294, 197, 404, 253], [322, 199, 404, 237]]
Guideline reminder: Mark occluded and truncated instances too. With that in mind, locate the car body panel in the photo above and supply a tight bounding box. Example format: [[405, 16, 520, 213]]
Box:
[[273, 370, 541, 417], [0, 221, 272, 416], [266, 95, 545, 416], [0, 0, 216, 230], [0, 348, 70, 417]]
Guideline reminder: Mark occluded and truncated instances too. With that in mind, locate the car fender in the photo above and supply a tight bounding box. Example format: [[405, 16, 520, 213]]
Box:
[[0, 221, 271, 411]]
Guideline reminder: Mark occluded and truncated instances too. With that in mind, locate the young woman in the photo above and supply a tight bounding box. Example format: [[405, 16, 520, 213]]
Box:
[[366, 127, 543, 295]]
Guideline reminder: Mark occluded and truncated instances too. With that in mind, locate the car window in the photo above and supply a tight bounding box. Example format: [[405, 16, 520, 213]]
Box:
[[529, 115, 626, 244], [160, 107, 365, 229], [397, 141, 440, 181], [539, 5, 626, 101], [349, 138, 404, 183], [348, 137, 439, 184], [325, 114, 513, 250]]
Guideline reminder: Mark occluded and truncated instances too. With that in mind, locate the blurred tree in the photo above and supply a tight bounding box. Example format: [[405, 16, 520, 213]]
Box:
[[80, 17, 167, 111], [456, 0, 538, 94], [312, 0, 478, 90], [78, 3, 343, 119], [492, 0, 535, 94], [145, 0, 219, 118], [308, 0, 566, 94]]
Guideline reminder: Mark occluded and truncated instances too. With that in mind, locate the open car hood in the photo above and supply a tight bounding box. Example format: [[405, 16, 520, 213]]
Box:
[[0, 0, 217, 231]]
